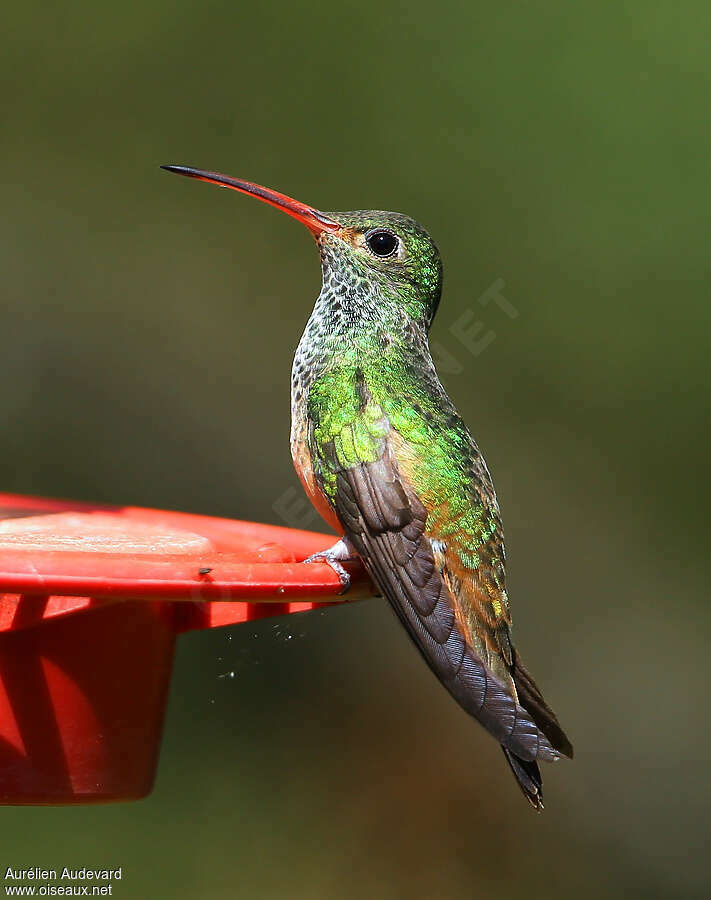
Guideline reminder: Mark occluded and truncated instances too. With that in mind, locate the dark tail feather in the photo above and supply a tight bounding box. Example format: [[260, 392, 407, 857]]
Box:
[[503, 653, 572, 810], [512, 653, 574, 759], [502, 748, 545, 810]]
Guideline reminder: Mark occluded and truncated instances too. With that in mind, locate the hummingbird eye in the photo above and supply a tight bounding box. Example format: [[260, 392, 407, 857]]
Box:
[[365, 229, 399, 258]]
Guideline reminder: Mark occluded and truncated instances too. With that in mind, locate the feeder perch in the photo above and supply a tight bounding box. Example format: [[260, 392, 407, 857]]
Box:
[[0, 493, 366, 805]]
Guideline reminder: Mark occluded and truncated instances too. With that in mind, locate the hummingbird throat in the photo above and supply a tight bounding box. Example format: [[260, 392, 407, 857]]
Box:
[[291, 240, 429, 396]]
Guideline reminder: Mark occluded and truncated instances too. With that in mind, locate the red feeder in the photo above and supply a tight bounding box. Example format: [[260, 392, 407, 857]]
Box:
[[0, 493, 366, 804]]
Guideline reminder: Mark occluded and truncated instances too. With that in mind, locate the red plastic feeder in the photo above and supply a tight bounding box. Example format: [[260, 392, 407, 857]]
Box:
[[0, 493, 366, 804]]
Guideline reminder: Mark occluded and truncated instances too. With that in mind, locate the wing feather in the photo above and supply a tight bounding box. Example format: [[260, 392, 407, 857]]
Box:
[[333, 447, 560, 763]]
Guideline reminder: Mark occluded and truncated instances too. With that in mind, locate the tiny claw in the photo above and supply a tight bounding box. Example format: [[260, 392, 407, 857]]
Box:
[[303, 551, 352, 595]]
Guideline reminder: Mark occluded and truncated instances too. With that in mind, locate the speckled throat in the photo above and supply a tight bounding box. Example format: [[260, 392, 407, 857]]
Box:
[[291, 240, 427, 400]]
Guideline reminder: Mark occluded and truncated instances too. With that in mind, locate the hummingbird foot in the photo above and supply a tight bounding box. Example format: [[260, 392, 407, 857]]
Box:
[[303, 537, 358, 595]]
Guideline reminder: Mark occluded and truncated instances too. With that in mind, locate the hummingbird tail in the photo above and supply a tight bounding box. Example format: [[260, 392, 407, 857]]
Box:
[[502, 748, 544, 810], [512, 654, 574, 759], [501, 656, 572, 810]]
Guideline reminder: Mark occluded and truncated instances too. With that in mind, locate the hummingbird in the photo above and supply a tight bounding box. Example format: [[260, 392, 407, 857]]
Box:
[[162, 165, 573, 809]]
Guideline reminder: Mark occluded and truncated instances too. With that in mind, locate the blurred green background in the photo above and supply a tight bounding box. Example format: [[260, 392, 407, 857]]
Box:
[[2, 1, 709, 897]]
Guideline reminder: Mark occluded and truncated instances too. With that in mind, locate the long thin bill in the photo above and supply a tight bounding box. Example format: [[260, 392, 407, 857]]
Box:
[[161, 165, 339, 235]]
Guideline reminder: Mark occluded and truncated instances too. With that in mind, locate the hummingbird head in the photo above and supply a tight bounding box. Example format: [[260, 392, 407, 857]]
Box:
[[161, 166, 443, 329], [315, 210, 443, 329]]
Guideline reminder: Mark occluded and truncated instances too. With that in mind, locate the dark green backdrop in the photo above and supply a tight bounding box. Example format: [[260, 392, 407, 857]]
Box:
[[2, 1, 709, 897]]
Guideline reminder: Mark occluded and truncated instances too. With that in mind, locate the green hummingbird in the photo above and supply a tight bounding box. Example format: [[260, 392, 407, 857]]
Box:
[[162, 165, 573, 809]]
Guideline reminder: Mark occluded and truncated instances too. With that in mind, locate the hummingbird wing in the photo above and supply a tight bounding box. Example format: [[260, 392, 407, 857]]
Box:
[[418, 445, 572, 760], [308, 367, 571, 806], [331, 446, 558, 755]]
